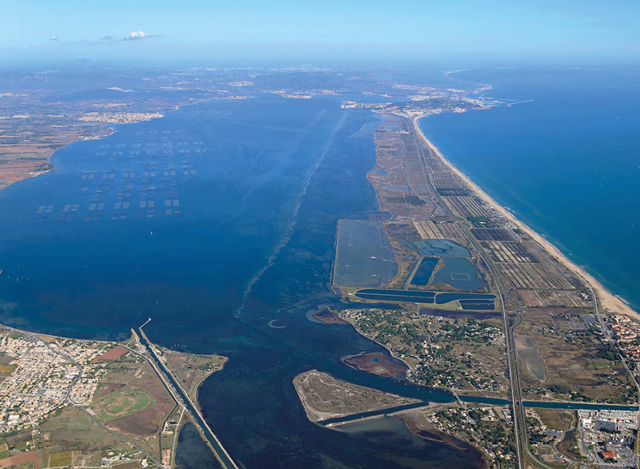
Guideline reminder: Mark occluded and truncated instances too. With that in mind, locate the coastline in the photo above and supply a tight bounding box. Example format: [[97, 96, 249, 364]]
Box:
[[0, 95, 242, 195], [412, 115, 638, 319], [0, 131, 114, 195]]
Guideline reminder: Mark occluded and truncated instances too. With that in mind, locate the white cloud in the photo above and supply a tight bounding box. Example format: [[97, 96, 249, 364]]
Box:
[[72, 31, 158, 45], [50, 36, 58, 42], [123, 31, 158, 41]]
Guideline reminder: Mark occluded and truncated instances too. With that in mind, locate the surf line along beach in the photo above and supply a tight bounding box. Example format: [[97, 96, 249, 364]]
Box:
[[412, 115, 638, 320]]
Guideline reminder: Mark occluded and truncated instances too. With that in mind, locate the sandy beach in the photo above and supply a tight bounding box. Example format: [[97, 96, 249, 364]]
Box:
[[412, 115, 638, 319]]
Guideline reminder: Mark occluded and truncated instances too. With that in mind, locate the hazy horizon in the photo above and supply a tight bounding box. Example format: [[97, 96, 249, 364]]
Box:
[[4, 0, 640, 67]]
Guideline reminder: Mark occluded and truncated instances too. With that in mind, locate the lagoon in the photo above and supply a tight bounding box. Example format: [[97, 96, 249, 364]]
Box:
[[0, 96, 477, 468]]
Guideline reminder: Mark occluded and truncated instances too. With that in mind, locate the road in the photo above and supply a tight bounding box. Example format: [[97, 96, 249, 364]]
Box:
[[411, 116, 567, 469], [410, 117, 526, 469], [138, 321, 240, 469]]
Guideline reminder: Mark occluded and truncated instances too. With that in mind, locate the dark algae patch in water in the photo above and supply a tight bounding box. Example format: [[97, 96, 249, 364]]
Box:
[[0, 97, 483, 468]]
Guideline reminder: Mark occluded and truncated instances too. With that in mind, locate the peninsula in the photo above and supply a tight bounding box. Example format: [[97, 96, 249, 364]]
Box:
[[316, 103, 640, 468]]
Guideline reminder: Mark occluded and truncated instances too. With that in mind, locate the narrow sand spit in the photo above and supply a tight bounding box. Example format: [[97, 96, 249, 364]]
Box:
[[413, 115, 638, 319]]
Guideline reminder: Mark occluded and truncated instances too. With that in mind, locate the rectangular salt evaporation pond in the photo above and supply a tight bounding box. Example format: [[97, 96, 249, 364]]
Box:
[[334, 219, 398, 287], [410, 257, 439, 286], [431, 258, 485, 291]]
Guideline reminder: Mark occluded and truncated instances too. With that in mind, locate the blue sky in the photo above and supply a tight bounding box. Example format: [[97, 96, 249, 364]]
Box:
[[3, 0, 639, 64]]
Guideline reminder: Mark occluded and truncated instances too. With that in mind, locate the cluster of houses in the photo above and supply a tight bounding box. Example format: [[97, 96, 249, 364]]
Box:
[[607, 315, 640, 363], [0, 331, 111, 432]]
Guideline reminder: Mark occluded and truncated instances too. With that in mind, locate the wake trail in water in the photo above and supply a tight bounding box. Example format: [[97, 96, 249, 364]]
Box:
[[234, 112, 348, 318]]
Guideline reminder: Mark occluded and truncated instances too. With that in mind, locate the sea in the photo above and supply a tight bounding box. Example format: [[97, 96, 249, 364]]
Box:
[[419, 68, 640, 312]]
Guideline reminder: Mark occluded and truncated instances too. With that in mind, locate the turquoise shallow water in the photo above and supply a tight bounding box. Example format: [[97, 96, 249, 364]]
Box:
[[419, 68, 640, 311]]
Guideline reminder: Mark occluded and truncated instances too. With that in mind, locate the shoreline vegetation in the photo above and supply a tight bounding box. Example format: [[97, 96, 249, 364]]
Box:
[[413, 115, 638, 320]]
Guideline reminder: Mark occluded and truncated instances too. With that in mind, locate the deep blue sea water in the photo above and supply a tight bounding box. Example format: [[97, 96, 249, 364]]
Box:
[[0, 96, 481, 468], [420, 69, 640, 311]]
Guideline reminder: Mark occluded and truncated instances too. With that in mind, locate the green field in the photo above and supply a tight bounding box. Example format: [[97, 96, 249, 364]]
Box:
[[93, 390, 155, 423], [0, 365, 17, 375], [49, 451, 73, 467]]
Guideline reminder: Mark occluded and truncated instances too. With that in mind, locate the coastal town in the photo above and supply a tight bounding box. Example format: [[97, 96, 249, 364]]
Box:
[[0, 329, 107, 433], [0, 324, 230, 469], [424, 405, 516, 467], [79, 112, 165, 124], [577, 409, 639, 465], [607, 314, 640, 367]]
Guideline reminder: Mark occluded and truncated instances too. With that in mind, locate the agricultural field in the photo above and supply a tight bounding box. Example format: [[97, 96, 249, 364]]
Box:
[[412, 220, 465, 241], [443, 196, 492, 219], [48, 450, 73, 467], [470, 228, 514, 241], [517, 289, 592, 308], [474, 230, 594, 309], [502, 262, 575, 290], [430, 170, 464, 190], [367, 120, 436, 222], [0, 405, 136, 468], [515, 311, 635, 404]]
